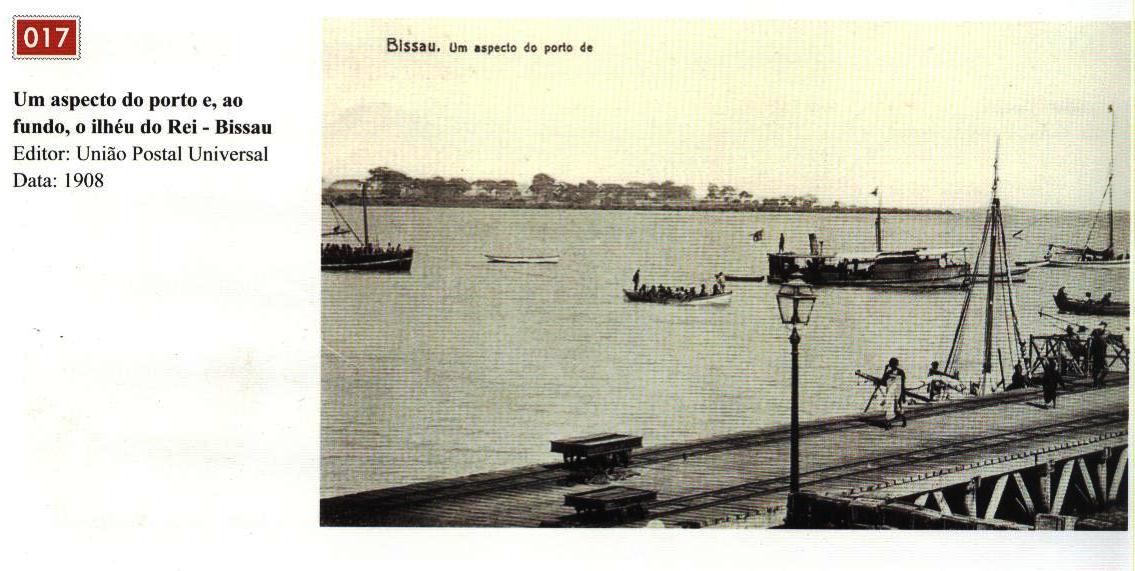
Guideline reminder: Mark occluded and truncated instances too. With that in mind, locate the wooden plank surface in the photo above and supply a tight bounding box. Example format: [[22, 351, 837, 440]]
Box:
[[325, 381, 1128, 527]]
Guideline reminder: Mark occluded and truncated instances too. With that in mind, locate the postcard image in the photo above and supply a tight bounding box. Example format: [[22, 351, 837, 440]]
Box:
[[317, 19, 1131, 531]]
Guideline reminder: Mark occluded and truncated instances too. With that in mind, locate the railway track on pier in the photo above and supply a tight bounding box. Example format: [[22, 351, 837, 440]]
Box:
[[590, 409, 1128, 527], [321, 376, 1126, 524]]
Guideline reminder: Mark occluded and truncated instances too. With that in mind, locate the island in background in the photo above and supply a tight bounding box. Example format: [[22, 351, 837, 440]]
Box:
[[322, 167, 954, 214]]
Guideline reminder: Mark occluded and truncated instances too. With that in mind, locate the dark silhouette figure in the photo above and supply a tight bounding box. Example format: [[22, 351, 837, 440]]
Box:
[[1007, 363, 1028, 391], [1090, 323, 1109, 387], [1042, 358, 1061, 408]]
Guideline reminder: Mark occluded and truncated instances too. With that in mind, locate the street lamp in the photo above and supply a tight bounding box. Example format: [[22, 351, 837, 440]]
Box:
[[775, 275, 817, 503]]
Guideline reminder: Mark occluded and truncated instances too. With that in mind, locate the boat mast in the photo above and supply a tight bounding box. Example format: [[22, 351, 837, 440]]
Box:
[[1075, 105, 1118, 260], [874, 187, 882, 252], [981, 139, 1001, 390], [1108, 104, 1115, 253], [944, 138, 1025, 391], [362, 179, 371, 247]]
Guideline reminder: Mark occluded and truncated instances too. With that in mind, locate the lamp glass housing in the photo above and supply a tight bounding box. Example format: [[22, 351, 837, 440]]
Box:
[[776, 276, 816, 326]]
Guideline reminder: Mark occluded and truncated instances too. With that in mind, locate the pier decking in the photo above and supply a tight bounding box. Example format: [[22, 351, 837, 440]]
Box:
[[321, 373, 1128, 528]]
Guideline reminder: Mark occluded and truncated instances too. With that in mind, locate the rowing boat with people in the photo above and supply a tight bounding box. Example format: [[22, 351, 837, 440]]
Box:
[[623, 289, 733, 305], [322, 254, 414, 272], [321, 188, 414, 273], [1054, 290, 1128, 317]]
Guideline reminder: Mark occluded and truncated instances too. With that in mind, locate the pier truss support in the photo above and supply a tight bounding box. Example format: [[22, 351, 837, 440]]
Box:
[[790, 443, 1127, 530], [1026, 334, 1129, 378]]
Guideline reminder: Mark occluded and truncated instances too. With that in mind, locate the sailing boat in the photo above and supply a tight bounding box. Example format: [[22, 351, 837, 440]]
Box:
[[856, 142, 1027, 410], [941, 139, 1027, 396], [321, 182, 414, 272], [1044, 105, 1129, 268]]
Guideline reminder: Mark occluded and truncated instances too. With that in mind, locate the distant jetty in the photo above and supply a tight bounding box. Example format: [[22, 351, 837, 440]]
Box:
[[322, 168, 955, 215]]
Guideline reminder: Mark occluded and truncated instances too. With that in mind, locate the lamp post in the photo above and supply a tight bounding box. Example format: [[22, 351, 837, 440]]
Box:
[[776, 275, 816, 501]]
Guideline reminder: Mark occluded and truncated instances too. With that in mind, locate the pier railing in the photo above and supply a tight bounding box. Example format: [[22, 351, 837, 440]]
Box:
[[1025, 334, 1129, 378]]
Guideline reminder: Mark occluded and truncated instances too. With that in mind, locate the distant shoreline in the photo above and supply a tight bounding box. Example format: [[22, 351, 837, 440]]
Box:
[[324, 196, 955, 215]]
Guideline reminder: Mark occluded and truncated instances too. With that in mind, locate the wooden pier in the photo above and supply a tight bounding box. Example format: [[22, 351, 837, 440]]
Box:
[[321, 373, 1128, 528]]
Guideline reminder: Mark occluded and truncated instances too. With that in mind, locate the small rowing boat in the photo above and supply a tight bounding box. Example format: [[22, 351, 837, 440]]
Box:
[[485, 254, 560, 264], [623, 289, 732, 305], [1054, 291, 1128, 317], [1044, 256, 1129, 268], [723, 274, 766, 283], [970, 265, 1029, 283]]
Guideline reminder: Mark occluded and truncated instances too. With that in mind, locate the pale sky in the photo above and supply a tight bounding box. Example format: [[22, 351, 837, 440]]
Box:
[[323, 20, 1130, 210]]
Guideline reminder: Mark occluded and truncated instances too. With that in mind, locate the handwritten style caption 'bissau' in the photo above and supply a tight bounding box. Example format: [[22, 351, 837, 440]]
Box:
[[388, 38, 594, 56]]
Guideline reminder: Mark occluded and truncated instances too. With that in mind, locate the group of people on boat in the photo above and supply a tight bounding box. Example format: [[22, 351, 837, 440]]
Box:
[[1055, 287, 1117, 307], [630, 270, 727, 302], [321, 242, 411, 264]]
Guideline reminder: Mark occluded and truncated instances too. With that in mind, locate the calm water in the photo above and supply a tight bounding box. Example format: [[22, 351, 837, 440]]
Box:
[[321, 205, 1129, 497]]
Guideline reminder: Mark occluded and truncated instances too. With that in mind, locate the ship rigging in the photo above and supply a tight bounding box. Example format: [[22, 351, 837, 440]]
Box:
[[942, 138, 1026, 396], [1044, 105, 1129, 267]]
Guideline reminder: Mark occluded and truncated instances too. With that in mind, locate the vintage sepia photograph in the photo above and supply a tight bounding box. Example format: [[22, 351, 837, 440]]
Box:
[[319, 20, 1129, 529]]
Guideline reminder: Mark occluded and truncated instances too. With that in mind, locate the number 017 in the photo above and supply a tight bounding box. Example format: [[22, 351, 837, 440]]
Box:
[[22, 26, 70, 49], [13, 17, 79, 58]]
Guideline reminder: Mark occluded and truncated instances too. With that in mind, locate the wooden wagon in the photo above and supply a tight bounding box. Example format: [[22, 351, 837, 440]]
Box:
[[550, 433, 643, 468], [563, 486, 658, 522]]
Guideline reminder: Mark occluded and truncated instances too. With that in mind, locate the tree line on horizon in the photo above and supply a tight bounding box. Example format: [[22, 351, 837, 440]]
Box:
[[322, 167, 841, 209]]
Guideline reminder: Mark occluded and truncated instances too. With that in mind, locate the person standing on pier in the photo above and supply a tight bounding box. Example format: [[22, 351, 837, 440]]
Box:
[[778, 233, 786, 252], [1042, 358, 1060, 408], [881, 358, 907, 429], [1089, 322, 1109, 387]]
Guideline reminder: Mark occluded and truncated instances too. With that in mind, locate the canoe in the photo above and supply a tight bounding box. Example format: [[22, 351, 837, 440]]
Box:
[[724, 275, 766, 283], [485, 254, 560, 264], [1054, 295, 1128, 316], [1043, 258, 1129, 268], [970, 266, 1029, 283], [623, 289, 732, 306]]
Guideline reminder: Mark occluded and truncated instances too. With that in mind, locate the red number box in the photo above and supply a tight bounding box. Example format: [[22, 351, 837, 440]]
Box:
[[13, 16, 80, 59]]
